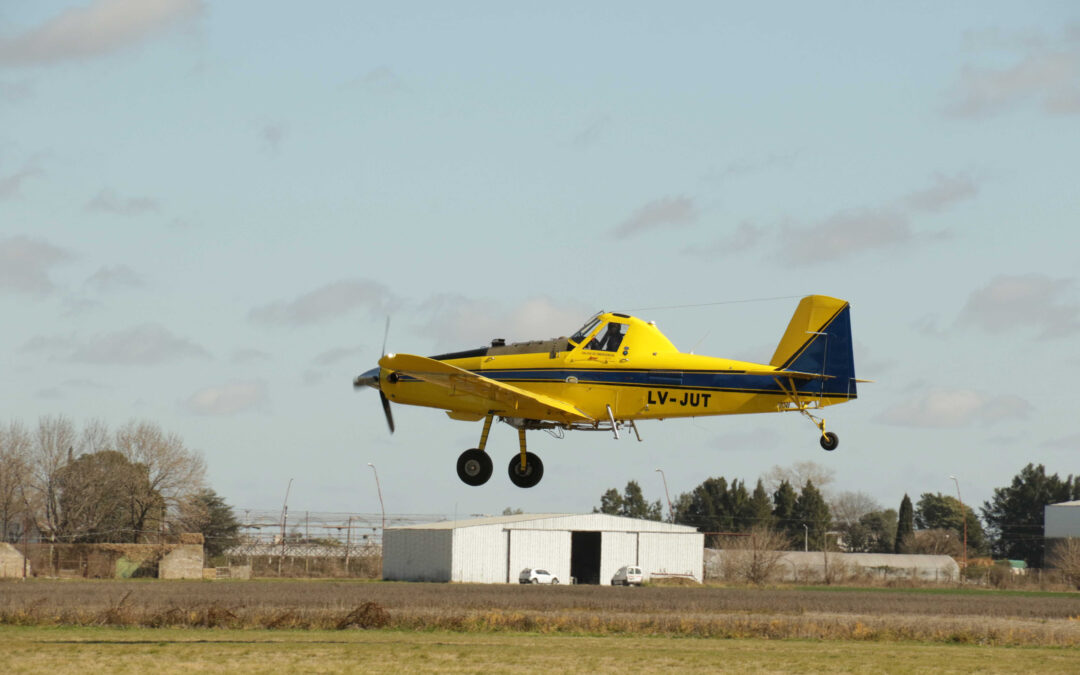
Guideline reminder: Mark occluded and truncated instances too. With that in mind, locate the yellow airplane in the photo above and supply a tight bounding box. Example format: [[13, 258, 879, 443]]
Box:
[[354, 295, 861, 488]]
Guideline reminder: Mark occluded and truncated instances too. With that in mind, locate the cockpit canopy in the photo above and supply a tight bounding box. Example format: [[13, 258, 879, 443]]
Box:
[[569, 311, 674, 355]]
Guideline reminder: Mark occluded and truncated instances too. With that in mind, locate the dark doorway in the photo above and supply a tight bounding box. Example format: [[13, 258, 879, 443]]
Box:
[[570, 531, 602, 584]]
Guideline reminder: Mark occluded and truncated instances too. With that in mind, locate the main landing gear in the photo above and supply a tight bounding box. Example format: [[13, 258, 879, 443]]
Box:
[[454, 415, 545, 488]]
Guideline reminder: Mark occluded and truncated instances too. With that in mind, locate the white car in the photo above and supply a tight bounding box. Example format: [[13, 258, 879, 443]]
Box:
[[519, 568, 559, 584], [611, 565, 644, 586]]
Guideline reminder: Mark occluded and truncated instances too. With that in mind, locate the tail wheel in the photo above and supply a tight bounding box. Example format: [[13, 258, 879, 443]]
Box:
[[456, 448, 493, 486], [508, 452, 544, 488], [820, 432, 839, 451]]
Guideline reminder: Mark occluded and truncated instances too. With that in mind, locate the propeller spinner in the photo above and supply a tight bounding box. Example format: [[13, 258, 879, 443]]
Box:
[[354, 366, 395, 434]]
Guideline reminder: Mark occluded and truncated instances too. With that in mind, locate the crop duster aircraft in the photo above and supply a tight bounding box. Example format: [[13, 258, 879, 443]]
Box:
[[354, 295, 862, 488]]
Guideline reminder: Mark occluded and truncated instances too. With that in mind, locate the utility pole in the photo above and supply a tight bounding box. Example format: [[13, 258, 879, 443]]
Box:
[[803, 524, 809, 552], [368, 463, 386, 538], [655, 468, 674, 522], [950, 475, 968, 580], [279, 478, 293, 576]]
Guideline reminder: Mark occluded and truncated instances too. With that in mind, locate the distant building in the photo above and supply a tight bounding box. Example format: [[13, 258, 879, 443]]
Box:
[[706, 550, 960, 583], [383, 513, 703, 584], [1045, 500, 1080, 539]]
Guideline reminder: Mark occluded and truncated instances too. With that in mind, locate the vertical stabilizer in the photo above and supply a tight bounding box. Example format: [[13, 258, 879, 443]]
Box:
[[769, 295, 857, 398]]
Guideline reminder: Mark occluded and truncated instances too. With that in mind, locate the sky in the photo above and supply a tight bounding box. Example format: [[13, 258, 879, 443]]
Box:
[[2, 1, 1078, 523]]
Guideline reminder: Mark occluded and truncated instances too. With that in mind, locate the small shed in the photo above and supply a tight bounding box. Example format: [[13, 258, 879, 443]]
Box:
[[383, 513, 703, 584], [0, 543, 29, 578]]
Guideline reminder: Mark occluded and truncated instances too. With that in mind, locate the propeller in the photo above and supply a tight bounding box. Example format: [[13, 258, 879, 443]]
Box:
[[354, 316, 396, 434]]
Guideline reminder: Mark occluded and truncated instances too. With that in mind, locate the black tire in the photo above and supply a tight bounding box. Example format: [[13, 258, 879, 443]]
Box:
[[552, 578, 559, 585], [820, 432, 839, 451], [508, 452, 544, 488], [456, 448, 493, 486], [531, 578, 538, 584]]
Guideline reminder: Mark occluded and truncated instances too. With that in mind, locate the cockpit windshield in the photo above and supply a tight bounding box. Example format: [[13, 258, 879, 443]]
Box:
[[569, 313, 603, 345]]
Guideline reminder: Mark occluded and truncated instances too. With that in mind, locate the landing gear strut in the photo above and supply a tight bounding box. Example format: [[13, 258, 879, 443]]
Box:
[[508, 427, 543, 488], [456, 415, 494, 486], [775, 376, 840, 452]]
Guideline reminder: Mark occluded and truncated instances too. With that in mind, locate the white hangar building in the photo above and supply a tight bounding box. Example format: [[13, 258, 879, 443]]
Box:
[[1045, 500, 1080, 538], [383, 513, 703, 584]]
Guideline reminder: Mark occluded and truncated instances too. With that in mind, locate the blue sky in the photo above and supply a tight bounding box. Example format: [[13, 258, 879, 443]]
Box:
[[2, 1, 1078, 521]]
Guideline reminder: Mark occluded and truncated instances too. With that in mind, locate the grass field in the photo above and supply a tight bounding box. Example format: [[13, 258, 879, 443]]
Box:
[[3, 626, 1080, 674], [2, 579, 1080, 672]]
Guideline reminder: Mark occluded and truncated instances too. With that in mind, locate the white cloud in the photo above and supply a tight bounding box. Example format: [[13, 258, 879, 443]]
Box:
[[877, 388, 1032, 428], [682, 221, 764, 258], [945, 28, 1080, 117], [0, 235, 72, 295], [259, 122, 289, 153], [23, 324, 210, 365], [0, 0, 203, 67], [230, 348, 272, 365], [313, 346, 368, 366], [777, 207, 915, 265], [416, 295, 593, 350], [85, 264, 143, 292], [184, 380, 267, 416], [0, 162, 42, 199], [249, 279, 396, 326], [613, 196, 698, 237], [85, 188, 160, 215], [902, 174, 978, 213], [957, 274, 1080, 338]]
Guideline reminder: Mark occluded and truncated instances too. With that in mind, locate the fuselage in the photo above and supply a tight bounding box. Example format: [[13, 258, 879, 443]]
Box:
[[377, 312, 856, 424]]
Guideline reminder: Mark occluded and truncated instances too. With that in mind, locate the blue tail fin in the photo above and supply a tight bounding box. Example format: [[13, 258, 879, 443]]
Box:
[[769, 295, 857, 399]]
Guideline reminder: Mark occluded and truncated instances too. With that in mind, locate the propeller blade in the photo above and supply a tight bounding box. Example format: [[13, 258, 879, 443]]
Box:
[[380, 390, 395, 434]]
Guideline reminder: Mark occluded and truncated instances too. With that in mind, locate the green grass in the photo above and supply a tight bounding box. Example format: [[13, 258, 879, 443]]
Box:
[[3, 626, 1079, 674]]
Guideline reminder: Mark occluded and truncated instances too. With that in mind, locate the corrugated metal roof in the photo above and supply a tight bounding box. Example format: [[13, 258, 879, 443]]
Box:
[[389, 513, 699, 533]]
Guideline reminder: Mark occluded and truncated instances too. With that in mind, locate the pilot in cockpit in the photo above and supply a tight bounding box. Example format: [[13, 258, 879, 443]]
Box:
[[588, 322, 627, 352]]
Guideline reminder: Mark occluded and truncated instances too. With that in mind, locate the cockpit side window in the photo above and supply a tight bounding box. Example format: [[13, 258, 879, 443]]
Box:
[[569, 316, 602, 346], [586, 322, 627, 352]]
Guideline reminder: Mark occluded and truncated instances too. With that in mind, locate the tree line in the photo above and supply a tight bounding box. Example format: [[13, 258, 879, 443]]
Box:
[[0, 415, 239, 557], [596, 461, 1079, 566]]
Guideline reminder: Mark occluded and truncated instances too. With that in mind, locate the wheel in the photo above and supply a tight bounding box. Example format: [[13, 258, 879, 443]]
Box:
[[531, 578, 538, 584], [552, 578, 559, 585], [508, 452, 544, 488], [456, 448, 493, 486], [820, 432, 839, 451]]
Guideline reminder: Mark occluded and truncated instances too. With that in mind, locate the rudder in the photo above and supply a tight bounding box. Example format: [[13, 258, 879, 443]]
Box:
[[769, 295, 857, 398]]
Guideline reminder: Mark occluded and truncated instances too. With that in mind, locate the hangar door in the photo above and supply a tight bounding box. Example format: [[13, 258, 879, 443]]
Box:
[[571, 531, 601, 584]]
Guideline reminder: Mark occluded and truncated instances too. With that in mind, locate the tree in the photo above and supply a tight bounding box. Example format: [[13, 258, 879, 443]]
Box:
[[622, 481, 662, 520], [772, 480, 799, 543], [747, 479, 774, 530], [830, 491, 882, 553], [0, 421, 31, 542], [857, 509, 897, 554], [1047, 538, 1080, 589], [175, 489, 240, 558], [895, 494, 914, 554], [113, 420, 207, 535], [594, 481, 661, 521], [676, 477, 730, 532], [596, 488, 623, 515], [915, 492, 987, 556], [764, 461, 835, 494], [26, 415, 78, 538], [982, 463, 1077, 566], [55, 450, 160, 542], [717, 526, 791, 585], [793, 480, 831, 551]]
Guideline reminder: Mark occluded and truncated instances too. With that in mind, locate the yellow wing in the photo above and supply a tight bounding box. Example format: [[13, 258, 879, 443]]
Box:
[[379, 353, 593, 423]]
